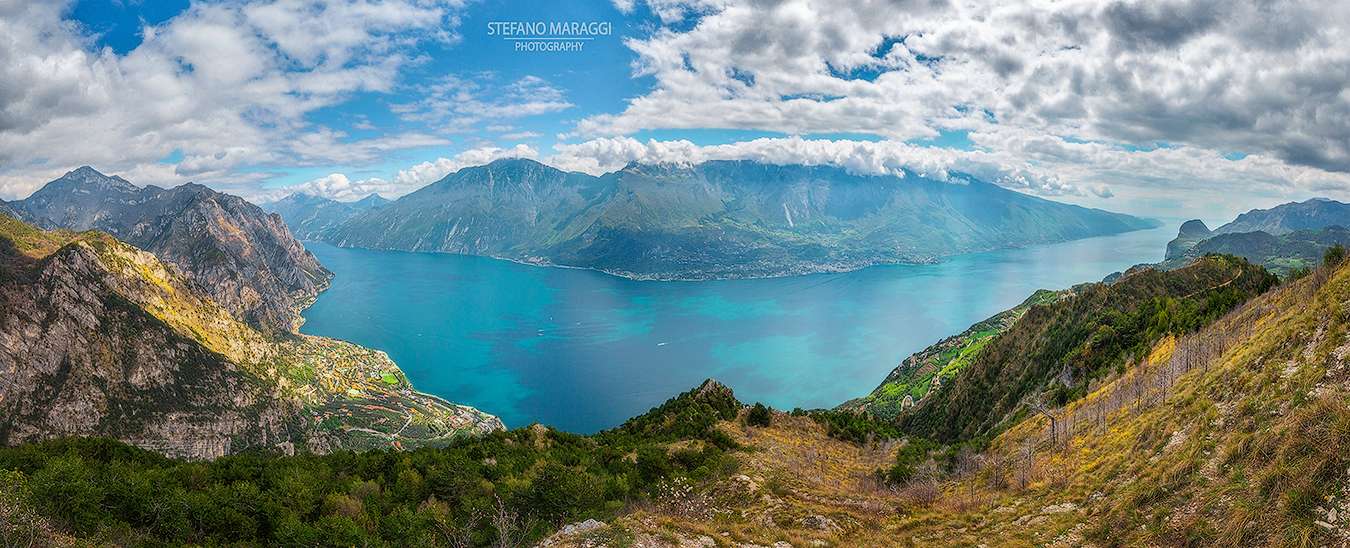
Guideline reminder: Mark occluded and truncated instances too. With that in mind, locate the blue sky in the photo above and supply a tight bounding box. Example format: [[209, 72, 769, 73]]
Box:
[[2, 0, 1348, 224], [68, 0, 655, 188]]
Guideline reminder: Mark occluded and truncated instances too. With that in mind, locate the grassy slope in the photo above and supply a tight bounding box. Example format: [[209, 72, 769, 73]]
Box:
[[543, 260, 1350, 547], [901, 255, 1279, 442], [888, 257, 1350, 546]]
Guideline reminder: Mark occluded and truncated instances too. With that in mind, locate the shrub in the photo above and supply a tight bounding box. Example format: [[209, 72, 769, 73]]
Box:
[[1324, 244, 1346, 267], [746, 403, 772, 427], [887, 438, 938, 484]]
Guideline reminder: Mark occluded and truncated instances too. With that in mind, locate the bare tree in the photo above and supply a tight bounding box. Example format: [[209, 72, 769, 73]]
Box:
[[490, 495, 533, 548], [901, 461, 942, 507], [1029, 393, 1059, 446], [1015, 438, 1036, 491], [0, 473, 49, 548]]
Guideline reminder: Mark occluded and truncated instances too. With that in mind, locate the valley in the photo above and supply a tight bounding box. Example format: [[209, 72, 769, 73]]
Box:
[[299, 226, 1175, 432], [3, 2, 1347, 545], [3, 165, 1349, 547]]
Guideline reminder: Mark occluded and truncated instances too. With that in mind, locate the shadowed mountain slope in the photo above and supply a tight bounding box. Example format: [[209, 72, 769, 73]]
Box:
[[319, 159, 1157, 280]]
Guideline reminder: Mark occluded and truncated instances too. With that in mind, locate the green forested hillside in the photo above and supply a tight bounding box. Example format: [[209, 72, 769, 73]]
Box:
[[843, 289, 1065, 418], [0, 381, 741, 546], [899, 254, 1279, 442]]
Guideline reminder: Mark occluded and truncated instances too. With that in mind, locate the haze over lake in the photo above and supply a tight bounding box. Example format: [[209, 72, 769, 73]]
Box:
[[301, 226, 1175, 433]]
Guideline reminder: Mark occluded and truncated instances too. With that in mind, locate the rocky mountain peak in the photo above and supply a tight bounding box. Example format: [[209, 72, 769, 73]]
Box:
[[355, 193, 390, 207], [57, 166, 137, 192], [1177, 219, 1211, 237], [9, 170, 331, 333], [1166, 219, 1216, 259], [0, 216, 501, 459], [694, 378, 735, 401]]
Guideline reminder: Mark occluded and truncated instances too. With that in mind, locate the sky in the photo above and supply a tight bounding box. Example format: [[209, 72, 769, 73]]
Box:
[[1, 0, 1348, 224]]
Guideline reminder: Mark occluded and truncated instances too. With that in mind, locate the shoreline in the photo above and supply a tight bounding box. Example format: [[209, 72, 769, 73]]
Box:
[[301, 223, 1161, 285]]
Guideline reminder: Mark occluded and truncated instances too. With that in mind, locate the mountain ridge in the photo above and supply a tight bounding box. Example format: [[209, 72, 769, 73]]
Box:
[[0, 214, 502, 459], [316, 158, 1158, 280], [10, 167, 331, 333], [1215, 197, 1350, 236], [263, 191, 390, 240], [1158, 198, 1350, 276]]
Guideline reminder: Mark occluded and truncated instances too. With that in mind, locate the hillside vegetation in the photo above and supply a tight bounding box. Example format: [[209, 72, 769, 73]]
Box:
[[0, 380, 742, 546], [882, 246, 1350, 546], [900, 254, 1278, 442], [843, 289, 1065, 418]]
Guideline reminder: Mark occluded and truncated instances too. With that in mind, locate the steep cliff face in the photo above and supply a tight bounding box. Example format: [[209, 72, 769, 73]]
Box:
[[12, 167, 330, 333], [0, 215, 501, 459], [0, 239, 297, 459]]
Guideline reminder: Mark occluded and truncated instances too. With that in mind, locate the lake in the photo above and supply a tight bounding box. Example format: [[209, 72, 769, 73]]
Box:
[[300, 226, 1175, 433]]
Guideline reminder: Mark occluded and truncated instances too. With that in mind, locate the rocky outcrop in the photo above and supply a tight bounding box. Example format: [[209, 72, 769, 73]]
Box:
[[0, 216, 501, 459], [0, 234, 297, 458], [1165, 219, 1212, 259], [11, 167, 331, 333]]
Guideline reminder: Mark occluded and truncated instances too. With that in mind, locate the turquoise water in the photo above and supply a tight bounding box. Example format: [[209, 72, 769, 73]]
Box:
[[301, 226, 1175, 433]]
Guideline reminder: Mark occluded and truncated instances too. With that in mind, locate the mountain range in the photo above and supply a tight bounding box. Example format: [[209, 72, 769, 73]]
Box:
[[299, 159, 1156, 280], [7, 167, 330, 332], [1210, 197, 1350, 236], [1161, 198, 1350, 276], [262, 192, 390, 240], [5, 164, 1350, 545]]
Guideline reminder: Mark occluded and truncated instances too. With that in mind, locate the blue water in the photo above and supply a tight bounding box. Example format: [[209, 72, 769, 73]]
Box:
[[300, 226, 1175, 433]]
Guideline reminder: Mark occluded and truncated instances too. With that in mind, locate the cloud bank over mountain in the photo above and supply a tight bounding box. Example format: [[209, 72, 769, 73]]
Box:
[[1, 0, 1347, 220]]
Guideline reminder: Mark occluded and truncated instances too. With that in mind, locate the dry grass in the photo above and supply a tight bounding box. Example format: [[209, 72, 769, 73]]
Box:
[[547, 263, 1350, 547]]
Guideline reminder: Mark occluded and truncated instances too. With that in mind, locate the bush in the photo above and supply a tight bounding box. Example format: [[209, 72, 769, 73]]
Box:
[[887, 438, 938, 484], [746, 403, 772, 427], [1324, 244, 1346, 267]]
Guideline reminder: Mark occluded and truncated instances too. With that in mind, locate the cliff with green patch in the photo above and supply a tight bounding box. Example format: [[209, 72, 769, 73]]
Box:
[[842, 289, 1067, 418], [0, 214, 500, 459], [899, 254, 1278, 442]]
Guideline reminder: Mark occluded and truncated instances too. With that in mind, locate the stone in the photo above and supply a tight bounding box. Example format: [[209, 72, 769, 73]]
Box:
[[558, 518, 605, 536], [801, 514, 841, 532], [1041, 502, 1079, 514]]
